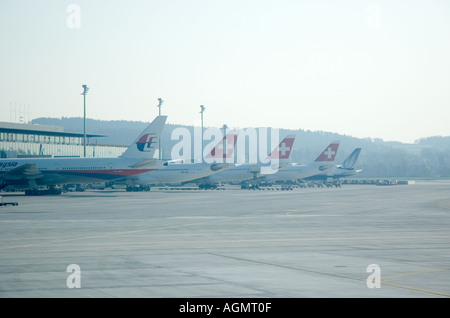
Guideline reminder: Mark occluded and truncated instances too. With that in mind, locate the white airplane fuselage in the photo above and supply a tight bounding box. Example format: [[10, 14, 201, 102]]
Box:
[[0, 157, 161, 190], [305, 166, 361, 181], [260, 163, 331, 182], [206, 164, 260, 183], [127, 162, 229, 185], [0, 115, 168, 191]]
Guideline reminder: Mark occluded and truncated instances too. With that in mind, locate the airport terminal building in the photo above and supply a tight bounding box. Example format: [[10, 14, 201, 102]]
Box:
[[0, 121, 127, 158]]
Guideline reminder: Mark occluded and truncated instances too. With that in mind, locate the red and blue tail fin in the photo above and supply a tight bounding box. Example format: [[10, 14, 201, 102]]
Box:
[[120, 115, 167, 159]]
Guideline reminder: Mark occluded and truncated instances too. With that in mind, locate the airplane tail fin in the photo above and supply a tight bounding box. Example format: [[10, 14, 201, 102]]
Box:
[[266, 134, 296, 160], [314, 141, 340, 163], [120, 115, 167, 159], [206, 133, 239, 160], [342, 148, 361, 169]]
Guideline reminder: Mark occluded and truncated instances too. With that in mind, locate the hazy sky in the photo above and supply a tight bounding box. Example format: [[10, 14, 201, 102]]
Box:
[[1, 0, 449, 143]]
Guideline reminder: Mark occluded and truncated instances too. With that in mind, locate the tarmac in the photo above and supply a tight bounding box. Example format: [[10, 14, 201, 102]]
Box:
[[0, 180, 449, 298]]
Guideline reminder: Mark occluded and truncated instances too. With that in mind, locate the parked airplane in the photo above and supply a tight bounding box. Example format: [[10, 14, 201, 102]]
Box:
[[304, 147, 362, 182], [119, 133, 239, 191], [257, 140, 341, 183], [0, 116, 167, 194], [192, 134, 296, 189]]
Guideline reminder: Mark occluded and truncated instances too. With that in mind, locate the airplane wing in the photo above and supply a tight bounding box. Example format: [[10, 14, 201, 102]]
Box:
[[164, 159, 185, 165], [129, 159, 166, 169], [210, 163, 230, 171], [1, 163, 42, 181]]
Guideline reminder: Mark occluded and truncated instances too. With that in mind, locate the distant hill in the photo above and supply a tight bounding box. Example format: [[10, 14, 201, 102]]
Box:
[[31, 117, 450, 178], [415, 136, 450, 148]]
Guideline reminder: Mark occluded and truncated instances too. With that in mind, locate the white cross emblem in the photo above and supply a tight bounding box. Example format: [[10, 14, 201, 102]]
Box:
[[279, 142, 290, 156], [324, 147, 336, 159], [218, 137, 234, 156]]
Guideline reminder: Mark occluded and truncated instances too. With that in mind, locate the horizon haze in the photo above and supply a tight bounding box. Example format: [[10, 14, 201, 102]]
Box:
[[1, 0, 449, 143]]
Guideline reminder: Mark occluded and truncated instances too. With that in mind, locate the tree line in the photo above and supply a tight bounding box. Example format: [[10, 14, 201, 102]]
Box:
[[32, 117, 450, 178]]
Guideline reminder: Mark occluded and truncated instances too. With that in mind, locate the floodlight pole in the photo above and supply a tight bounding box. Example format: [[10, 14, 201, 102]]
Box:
[[200, 105, 205, 162], [81, 84, 89, 157], [157, 98, 163, 116], [222, 124, 228, 163], [157, 98, 163, 159]]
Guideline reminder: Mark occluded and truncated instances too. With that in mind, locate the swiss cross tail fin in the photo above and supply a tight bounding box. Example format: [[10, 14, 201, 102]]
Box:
[[267, 134, 296, 160], [206, 133, 239, 159], [314, 141, 340, 163]]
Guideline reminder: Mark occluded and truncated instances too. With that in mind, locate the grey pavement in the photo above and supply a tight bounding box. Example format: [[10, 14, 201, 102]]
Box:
[[0, 181, 449, 298]]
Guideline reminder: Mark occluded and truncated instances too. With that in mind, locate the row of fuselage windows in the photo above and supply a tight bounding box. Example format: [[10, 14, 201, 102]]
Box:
[[53, 167, 190, 172], [33, 167, 195, 171], [61, 167, 107, 170], [32, 167, 193, 171], [35, 167, 107, 171]]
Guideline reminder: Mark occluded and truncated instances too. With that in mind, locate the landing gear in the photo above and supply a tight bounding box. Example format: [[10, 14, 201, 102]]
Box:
[[199, 183, 217, 190], [25, 186, 62, 196], [126, 185, 151, 192], [240, 183, 259, 190], [325, 180, 341, 188]]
